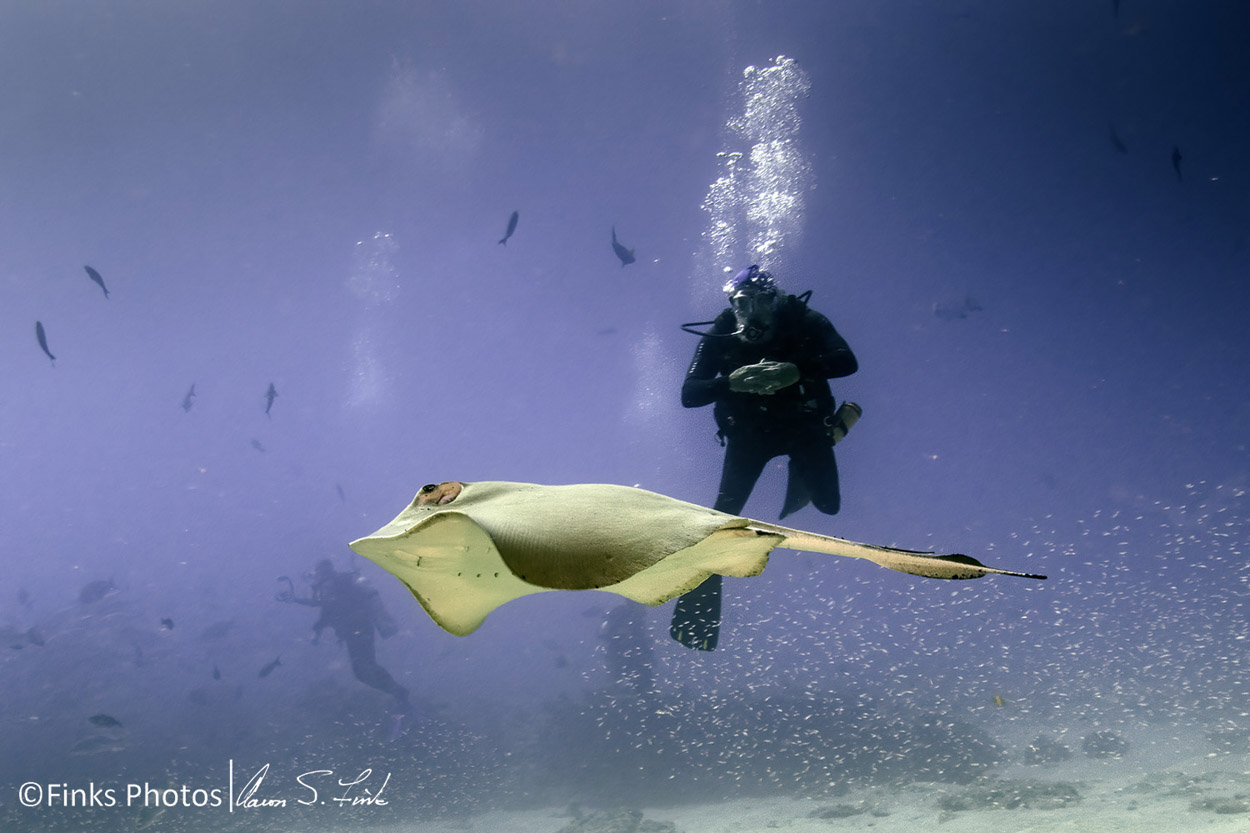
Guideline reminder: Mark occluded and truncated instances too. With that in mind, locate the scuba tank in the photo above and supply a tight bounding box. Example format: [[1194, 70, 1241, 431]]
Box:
[[829, 401, 862, 444]]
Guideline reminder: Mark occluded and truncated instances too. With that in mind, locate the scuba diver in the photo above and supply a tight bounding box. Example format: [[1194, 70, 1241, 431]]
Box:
[[277, 560, 412, 717], [673, 265, 860, 651]]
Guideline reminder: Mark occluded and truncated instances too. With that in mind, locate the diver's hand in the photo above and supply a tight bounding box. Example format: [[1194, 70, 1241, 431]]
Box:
[[728, 361, 800, 395]]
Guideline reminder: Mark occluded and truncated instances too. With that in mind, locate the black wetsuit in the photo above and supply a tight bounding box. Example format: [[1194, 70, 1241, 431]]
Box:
[[673, 293, 858, 650], [311, 572, 411, 711]]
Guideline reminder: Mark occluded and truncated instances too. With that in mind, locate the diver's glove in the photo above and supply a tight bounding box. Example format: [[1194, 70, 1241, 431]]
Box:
[[728, 361, 800, 395]]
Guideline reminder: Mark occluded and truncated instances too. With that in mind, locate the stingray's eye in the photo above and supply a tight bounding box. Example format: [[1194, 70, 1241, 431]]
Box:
[[420, 484, 437, 494]]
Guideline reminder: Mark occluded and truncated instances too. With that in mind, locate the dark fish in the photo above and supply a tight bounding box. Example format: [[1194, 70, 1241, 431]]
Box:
[[212, 664, 221, 680], [498, 210, 519, 245], [258, 656, 282, 678], [335, 482, 346, 503], [78, 579, 116, 605], [35, 321, 55, 365], [84, 265, 109, 299], [181, 383, 196, 413], [264, 383, 278, 416], [160, 617, 174, 631], [1171, 145, 1182, 181], [1112, 0, 1119, 18], [611, 226, 635, 267], [250, 438, 267, 453], [1109, 124, 1128, 154], [89, 713, 123, 728]]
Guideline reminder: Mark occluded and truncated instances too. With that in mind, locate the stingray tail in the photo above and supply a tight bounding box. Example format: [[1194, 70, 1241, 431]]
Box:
[[749, 522, 1047, 581], [669, 575, 722, 651]]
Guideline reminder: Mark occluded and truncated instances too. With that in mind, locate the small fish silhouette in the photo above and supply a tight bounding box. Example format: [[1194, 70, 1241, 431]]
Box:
[[89, 713, 123, 728], [258, 656, 282, 678], [264, 383, 278, 417], [84, 265, 110, 299], [1172, 146, 1183, 181], [160, 618, 174, 631], [212, 664, 221, 681], [498, 210, 519, 245], [181, 383, 196, 413], [35, 321, 56, 365], [611, 226, 635, 267]]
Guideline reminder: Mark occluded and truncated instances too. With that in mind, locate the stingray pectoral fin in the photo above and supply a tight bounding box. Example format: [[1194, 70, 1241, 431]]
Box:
[[349, 512, 551, 636], [747, 522, 1047, 581], [605, 526, 781, 606]]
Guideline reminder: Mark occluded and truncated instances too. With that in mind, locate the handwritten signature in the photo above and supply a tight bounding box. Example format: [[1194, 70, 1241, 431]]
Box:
[[232, 762, 390, 810]]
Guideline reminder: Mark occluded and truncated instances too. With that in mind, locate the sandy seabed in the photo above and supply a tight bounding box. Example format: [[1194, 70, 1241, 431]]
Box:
[[365, 749, 1250, 833]]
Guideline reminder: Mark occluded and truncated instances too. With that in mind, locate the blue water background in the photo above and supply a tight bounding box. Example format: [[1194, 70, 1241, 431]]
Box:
[[2, 1, 1248, 829]]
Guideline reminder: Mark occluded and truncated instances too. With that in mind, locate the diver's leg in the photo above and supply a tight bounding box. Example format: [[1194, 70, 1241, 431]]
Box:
[[670, 439, 769, 651], [347, 635, 412, 711], [793, 438, 841, 515]]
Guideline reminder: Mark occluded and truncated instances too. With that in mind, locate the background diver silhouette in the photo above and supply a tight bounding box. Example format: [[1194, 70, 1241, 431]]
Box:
[[674, 266, 859, 650], [280, 559, 412, 713]]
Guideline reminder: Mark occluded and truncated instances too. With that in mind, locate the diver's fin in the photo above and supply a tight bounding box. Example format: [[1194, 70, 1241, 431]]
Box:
[[669, 574, 722, 651], [780, 462, 811, 519]]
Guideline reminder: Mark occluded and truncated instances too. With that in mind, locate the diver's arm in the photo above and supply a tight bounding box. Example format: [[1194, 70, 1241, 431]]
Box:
[[681, 338, 730, 407], [800, 311, 857, 379], [681, 312, 736, 408]]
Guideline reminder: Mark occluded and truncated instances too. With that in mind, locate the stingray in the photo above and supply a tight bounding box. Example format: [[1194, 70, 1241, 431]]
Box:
[[350, 481, 1045, 637]]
